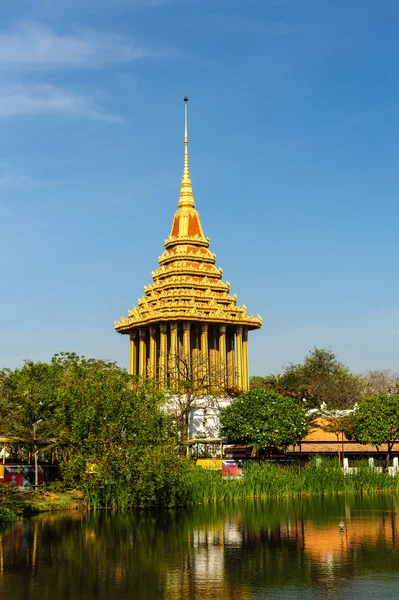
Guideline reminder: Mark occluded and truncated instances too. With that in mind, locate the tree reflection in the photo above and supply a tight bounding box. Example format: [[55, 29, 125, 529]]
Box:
[[0, 496, 399, 600]]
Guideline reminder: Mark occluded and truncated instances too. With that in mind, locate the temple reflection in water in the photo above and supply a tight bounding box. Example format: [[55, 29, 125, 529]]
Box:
[[1, 496, 399, 600]]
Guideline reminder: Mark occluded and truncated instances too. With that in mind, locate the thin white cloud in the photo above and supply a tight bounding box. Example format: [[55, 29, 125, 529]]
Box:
[[0, 83, 123, 122], [0, 160, 60, 190], [0, 174, 59, 189], [0, 22, 168, 69]]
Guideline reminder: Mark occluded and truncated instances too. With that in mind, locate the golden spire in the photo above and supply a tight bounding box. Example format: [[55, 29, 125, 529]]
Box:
[[178, 95, 195, 209], [114, 95, 262, 335]]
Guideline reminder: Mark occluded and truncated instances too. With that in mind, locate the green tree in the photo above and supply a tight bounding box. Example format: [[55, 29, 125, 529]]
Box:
[[280, 348, 363, 409], [0, 360, 61, 487], [0, 352, 187, 506], [219, 389, 308, 453], [250, 374, 282, 390], [344, 393, 399, 466], [50, 353, 178, 484]]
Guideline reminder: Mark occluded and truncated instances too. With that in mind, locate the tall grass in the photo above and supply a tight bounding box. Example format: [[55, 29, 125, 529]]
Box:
[[79, 458, 399, 509], [183, 458, 399, 504]]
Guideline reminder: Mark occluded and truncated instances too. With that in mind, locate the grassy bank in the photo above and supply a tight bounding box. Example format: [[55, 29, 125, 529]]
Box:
[[2, 459, 399, 516], [0, 484, 84, 522]]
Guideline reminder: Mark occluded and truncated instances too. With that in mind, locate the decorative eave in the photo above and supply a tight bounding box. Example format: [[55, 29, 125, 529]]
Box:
[[144, 276, 231, 294], [115, 311, 262, 332]]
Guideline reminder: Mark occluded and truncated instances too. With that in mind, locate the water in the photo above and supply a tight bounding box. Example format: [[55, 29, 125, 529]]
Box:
[[1, 495, 399, 599]]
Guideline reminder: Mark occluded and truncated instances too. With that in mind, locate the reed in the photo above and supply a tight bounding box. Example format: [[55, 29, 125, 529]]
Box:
[[79, 458, 399, 509], [184, 458, 399, 504]]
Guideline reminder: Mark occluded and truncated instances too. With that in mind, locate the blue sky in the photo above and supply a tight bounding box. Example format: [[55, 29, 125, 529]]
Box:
[[1, 0, 398, 376]]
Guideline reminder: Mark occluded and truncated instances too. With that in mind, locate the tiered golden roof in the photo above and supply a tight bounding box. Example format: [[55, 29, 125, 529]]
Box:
[[115, 98, 261, 334]]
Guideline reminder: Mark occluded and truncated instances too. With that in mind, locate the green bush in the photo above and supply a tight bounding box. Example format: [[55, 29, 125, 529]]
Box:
[[0, 483, 23, 520], [0, 506, 17, 523]]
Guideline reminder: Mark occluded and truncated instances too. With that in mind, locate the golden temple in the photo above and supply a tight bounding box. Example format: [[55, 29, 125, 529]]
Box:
[[115, 97, 261, 392]]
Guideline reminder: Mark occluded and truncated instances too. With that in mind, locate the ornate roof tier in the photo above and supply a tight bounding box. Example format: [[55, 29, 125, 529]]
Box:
[[115, 98, 262, 334]]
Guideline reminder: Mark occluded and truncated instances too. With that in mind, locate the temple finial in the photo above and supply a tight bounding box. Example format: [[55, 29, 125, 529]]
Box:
[[178, 95, 195, 208], [183, 95, 189, 181]]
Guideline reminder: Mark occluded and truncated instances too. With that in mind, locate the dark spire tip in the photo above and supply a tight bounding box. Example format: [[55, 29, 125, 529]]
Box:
[[184, 95, 188, 102]]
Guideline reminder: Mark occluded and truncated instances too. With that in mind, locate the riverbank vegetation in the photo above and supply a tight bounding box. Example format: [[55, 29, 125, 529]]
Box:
[[1, 350, 399, 511], [80, 458, 399, 509], [183, 459, 399, 505], [0, 482, 84, 521], [2, 458, 399, 517]]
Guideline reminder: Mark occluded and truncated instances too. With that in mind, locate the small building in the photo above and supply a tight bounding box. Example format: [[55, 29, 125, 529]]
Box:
[[287, 417, 399, 460]]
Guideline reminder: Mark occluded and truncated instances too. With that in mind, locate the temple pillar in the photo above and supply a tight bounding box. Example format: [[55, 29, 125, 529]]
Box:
[[209, 328, 217, 385], [242, 328, 249, 392], [139, 328, 147, 378], [149, 326, 157, 379], [191, 326, 200, 380], [183, 322, 191, 378], [236, 326, 243, 391], [170, 323, 178, 382], [227, 330, 235, 387], [200, 323, 209, 384], [129, 331, 137, 376], [159, 323, 167, 387], [219, 325, 227, 388]]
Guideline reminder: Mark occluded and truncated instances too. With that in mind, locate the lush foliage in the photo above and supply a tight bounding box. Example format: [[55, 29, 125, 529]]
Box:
[[219, 389, 308, 451], [53, 353, 189, 507], [345, 393, 399, 463], [0, 353, 187, 508], [0, 361, 60, 447], [251, 348, 364, 409], [0, 483, 27, 521], [2, 351, 399, 510]]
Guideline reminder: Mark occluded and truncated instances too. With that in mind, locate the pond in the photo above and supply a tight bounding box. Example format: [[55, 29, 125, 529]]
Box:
[[1, 495, 399, 599]]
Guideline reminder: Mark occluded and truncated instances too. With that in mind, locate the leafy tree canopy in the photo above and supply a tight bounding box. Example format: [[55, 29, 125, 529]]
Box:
[[252, 348, 364, 409], [0, 353, 188, 505], [0, 360, 60, 446], [344, 393, 399, 463], [219, 389, 308, 452]]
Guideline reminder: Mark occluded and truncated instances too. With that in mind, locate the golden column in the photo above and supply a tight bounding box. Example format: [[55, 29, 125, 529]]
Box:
[[159, 323, 168, 387], [139, 328, 147, 378], [209, 328, 217, 383], [191, 325, 200, 380], [201, 323, 209, 382], [236, 326, 243, 391], [183, 322, 191, 369], [227, 330, 235, 387], [129, 331, 137, 376], [219, 325, 227, 387], [170, 323, 178, 381], [149, 326, 157, 378], [242, 328, 249, 392]]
